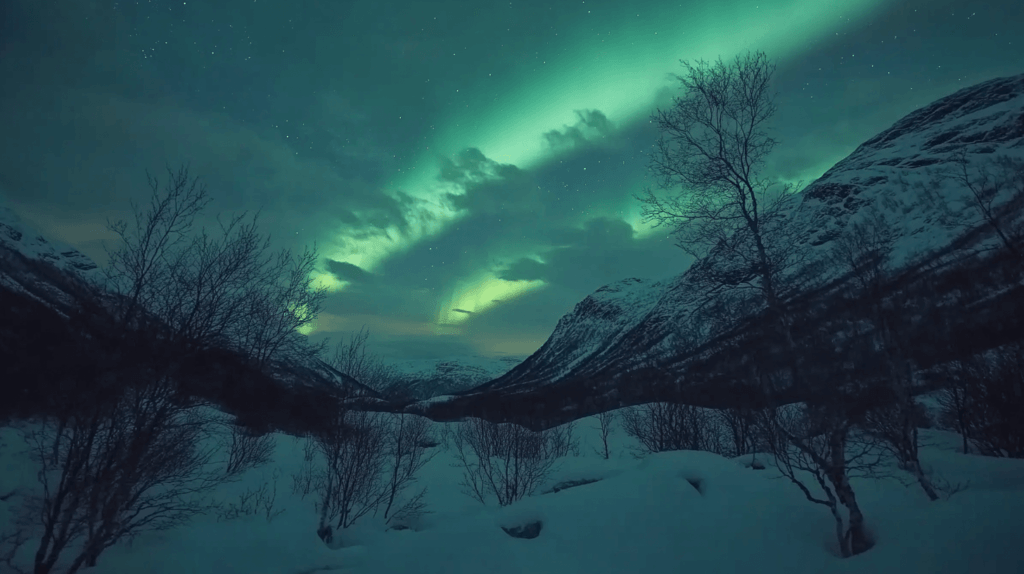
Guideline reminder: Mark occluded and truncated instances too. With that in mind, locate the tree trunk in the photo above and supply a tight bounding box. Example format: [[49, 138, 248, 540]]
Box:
[[908, 460, 940, 501], [838, 486, 871, 556], [827, 498, 849, 558], [828, 432, 872, 556]]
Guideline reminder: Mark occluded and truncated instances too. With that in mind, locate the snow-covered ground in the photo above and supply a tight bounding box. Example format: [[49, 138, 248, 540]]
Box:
[[1, 410, 1022, 574]]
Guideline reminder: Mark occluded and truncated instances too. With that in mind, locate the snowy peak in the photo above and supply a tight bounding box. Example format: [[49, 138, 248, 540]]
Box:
[[0, 198, 99, 277], [857, 74, 1024, 155], [390, 355, 527, 398], [0, 196, 103, 316], [471, 277, 669, 393]]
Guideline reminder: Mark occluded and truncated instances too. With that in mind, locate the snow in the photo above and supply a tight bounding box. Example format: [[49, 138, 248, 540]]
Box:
[[387, 355, 528, 397], [3, 410, 1022, 574], [0, 193, 100, 280], [485, 74, 1024, 395]]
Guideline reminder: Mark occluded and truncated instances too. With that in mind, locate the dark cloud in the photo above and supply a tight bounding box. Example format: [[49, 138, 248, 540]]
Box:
[[439, 148, 547, 217], [543, 109, 616, 150], [452, 308, 474, 315], [498, 257, 549, 282], [325, 260, 375, 283]]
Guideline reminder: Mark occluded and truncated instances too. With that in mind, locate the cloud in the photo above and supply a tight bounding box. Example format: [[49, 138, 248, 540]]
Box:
[[438, 148, 552, 220], [498, 257, 549, 282], [543, 109, 615, 151], [325, 259, 375, 283], [452, 308, 473, 315]]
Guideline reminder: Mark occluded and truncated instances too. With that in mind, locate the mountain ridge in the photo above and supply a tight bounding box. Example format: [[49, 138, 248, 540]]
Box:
[[444, 72, 1024, 417]]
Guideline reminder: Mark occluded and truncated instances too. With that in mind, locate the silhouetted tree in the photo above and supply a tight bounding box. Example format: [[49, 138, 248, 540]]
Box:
[[14, 371, 251, 574], [831, 209, 938, 500], [939, 150, 1024, 260], [450, 418, 563, 506], [592, 410, 615, 459], [939, 344, 1024, 458], [636, 50, 807, 375], [758, 399, 884, 558], [621, 402, 720, 457], [329, 326, 401, 393], [103, 164, 328, 369]]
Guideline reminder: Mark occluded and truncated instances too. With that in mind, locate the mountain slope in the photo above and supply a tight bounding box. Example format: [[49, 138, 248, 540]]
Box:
[[463, 72, 1024, 404], [0, 195, 102, 316]]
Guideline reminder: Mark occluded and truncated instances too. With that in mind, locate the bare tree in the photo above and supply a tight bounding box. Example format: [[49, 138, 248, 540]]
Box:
[[292, 407, 436, 540], [223, 425, 275, 476], [831, 210, 938, 500], [233, 242, 330, 369], [636, 51, 806, 368], [938, 344, 1024, 458], [150, 211, 272, 353], [384, 486, 429, 531], [103, 165, 210, 335], [936, 361, 974, 453], [592, 411, 615, 459], [717, 406, 759, 459], [546, 420, 581, 458], [379, 414, 436, 523], [621, 402, 721, 457], [0, 526, 31, 574], [329, 327, 402, 393], [449, 418, 560, 506], [215, 468, 286, 523], [103, 164, 328, 369], [304, 407, 388, 545], [937, 150, 1024, 260], [758, 402, 884, 558], [18, 372, 241, 574]]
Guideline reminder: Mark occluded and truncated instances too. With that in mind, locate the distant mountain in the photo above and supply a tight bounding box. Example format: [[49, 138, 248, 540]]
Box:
[[420, 72, 1024, 427], [389, 354, 527, 398]]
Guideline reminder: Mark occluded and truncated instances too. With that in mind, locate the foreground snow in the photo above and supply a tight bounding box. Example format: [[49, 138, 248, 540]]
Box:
[[2, 412, 1022, 574]]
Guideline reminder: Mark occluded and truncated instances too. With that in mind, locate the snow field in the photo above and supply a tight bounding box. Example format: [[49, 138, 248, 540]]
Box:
[[1, 407, 1023, 574]]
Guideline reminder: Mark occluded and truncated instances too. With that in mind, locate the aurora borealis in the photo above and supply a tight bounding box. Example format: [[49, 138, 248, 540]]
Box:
[[1, 0, 1022, 359]]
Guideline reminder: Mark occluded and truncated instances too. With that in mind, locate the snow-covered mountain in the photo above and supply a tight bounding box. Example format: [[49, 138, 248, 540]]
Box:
[[389, 354, 527, 398], [0, 197, 100, 277], [0, 195, 103, 316], [461, 73, 1024, 404]]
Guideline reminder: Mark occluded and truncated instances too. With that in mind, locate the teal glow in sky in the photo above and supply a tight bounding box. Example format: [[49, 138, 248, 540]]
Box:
[[2, 0, 1022, 359]]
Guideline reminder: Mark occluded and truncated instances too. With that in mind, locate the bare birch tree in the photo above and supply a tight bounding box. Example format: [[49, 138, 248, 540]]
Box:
[[592, 411, 615, 459], [831, 209, 938, 500], [450, 418, 561, 506], [103, 164, 328, 369], [379, 414, 436, 524], [329, 327, 401, 393], [15, 372, 249, 574], [621, 402, 720, 457], [635, 51, 805, 360], [305, 407, 388, 545], [938, 150, 1024, 260], [758, 402, 884, 558]]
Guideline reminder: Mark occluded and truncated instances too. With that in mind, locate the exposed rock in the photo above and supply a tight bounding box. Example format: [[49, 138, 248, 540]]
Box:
[[501, 521, 542, 539]]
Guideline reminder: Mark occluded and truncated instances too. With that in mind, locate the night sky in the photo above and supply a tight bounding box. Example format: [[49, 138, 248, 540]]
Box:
[[1, 0, 1021, 360]]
